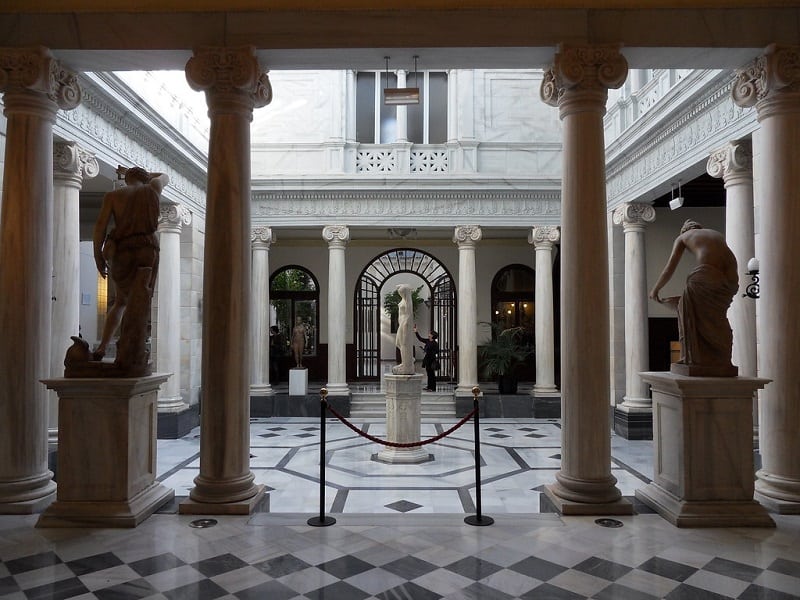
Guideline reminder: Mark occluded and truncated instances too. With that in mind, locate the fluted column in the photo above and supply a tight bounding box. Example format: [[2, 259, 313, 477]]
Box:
[[612, 202, 656, 409], [182, 46, 271, 512], [540, 45, 631, 513], [0, 47, 81, 513], [251, 226, 274, 396], [323, 225, 350, 395], [528, 226, 560, 395], [733, 44, 800, 513], [49, 142, 98, 442], [156, 203, 191, 411], [453, 225, 482, 394]]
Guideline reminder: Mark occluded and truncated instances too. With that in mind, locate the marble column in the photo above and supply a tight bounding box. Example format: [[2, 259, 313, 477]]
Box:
[[453, 225, 482, 395], [156, 203, 191, 411], [528, 226, 560, 395], [395, 69, 408, 142], [49, 142, 98, 442], [181, 46, 271, 513], [733, 44, 800, 513], [540, 45, 632, 514], [612, 202, 656, 439], [707, 140, 758, 446], [0, 47, 81, 513], [251, 226, 274, 396], [323, 225, 350, 395]]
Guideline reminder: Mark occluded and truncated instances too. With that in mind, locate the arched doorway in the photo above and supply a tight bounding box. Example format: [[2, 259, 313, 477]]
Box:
[[270, 266, 321, 379], [354, 248, 455, 381]]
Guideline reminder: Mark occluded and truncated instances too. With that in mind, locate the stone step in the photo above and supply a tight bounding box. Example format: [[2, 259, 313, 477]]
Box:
[[350, 392, 455, 419]]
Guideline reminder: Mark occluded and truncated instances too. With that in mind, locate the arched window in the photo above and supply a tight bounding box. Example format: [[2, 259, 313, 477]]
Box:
[[270, 266, 320, 359], [491, 264, 534, 332]]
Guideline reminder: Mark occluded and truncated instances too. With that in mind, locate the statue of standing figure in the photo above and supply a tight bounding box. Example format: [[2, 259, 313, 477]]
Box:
[[649, 219, 739, 376], [392, 284, 416, 375], [291, 317, 307, 368]]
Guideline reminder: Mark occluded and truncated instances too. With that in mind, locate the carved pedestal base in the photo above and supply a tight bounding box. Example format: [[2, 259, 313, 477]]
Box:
[[376, 374, 431, 464], [636, 372, 773, 527], [38, 374, 173, 527]]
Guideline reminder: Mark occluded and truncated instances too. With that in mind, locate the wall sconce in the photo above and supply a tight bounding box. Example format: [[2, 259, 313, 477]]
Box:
[[669, 181, 684, 210], [743, 257, 759, 299], [383, 56, 420, 105]]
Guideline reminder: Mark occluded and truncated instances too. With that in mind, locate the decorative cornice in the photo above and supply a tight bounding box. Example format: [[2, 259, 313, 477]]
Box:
[[0, 47, 81, 111], [158, 203, 192, 233], [322, 225, 350, 246], [732, 44, 800, 112], [706, 139, 752, 182], [251, 226, 274, 247], [453, 225, 482, 246], [528, 225, 561, 247], [53, 141, 99, 183], [612, 202, 656, 230], [541, 45, 628, 112]]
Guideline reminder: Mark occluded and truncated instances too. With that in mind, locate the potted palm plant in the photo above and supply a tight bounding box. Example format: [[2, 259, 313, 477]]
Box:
[[479, 323, 534, 394]]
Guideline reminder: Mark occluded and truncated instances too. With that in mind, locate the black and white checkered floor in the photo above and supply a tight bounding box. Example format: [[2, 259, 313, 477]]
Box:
[[1, 418, 798, 599]]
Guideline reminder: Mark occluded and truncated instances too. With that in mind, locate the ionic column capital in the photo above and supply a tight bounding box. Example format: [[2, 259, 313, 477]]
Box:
[[158, 203, 192, 234], [528, 226, 561, 249], [185, 46, 272, 117], [612, 202, 656, 232], [322, 224, 350, 247], [732, 44, 800, 118], [453, 225, 482, 247], [540, 45, 628, 116], [53, 141, 99, 187], [0, 47, 81, 113], [251, 226, 275, 249], [707, 139, 753, 186]]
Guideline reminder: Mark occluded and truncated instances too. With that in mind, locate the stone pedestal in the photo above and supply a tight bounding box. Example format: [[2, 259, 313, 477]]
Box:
[[613, 404, 652, 440], [376, 374, 431, 464], [289, 368, 308, 397], [37, 374, 174, 527], [635, 372, 773, 528]]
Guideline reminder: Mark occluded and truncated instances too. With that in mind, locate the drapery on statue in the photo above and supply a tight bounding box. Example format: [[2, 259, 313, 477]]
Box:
[[291, 317, 306, 368], [66, 166, 168, 378], [392, 284, 416, 375], [649, 219, 739, 377]]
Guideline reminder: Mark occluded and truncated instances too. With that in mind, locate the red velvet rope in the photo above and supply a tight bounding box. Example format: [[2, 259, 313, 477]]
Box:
[[324, 402, 477, 448]]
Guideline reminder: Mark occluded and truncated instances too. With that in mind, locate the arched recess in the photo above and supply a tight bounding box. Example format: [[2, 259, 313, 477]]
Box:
[[354, 248, 456, 381], [270, 266, 321, 377]]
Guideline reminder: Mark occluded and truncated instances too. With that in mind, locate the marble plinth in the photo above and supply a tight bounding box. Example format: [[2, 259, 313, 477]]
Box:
[[635, 372, 773, 528], [376, 374, 431, 464], [37, 374, 174, 527], [289, 368, 308, 396]]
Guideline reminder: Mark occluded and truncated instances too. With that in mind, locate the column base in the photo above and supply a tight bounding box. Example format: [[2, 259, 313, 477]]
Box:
[[754, 491, 800, 515], [158, 395, 187, 412], [531, 391, 561, 418], [157, 402, 199, 439], [637, 483, 774, 527], [543, 484, 633, 516], [754, 471, 800, 514], [613, 405, 653, 440], [179, 484, 265, 515], [0, 487, 56, 515], [249, 383, 274, 396], [324, 382, 350, 396], [374, 449, 433, 464]]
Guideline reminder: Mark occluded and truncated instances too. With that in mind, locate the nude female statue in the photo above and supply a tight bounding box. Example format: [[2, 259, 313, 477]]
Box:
[[391, 284, 416, 375]]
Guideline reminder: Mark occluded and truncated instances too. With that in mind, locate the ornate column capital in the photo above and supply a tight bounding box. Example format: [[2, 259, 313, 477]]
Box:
[[707, 139, 753, 186], [322, 224, 350, 247], [251, 226, 274, 249], [185, 46, 272, 117], [528, 225, 561, 249], [453, 225, 482, 247], [732, 44, 800, 118], [612, 202, 656, 232], [158, 203, 192, 234], [0, 47, 81, 114], [540, 45, 628, 116], [53, 142, 99, 186]]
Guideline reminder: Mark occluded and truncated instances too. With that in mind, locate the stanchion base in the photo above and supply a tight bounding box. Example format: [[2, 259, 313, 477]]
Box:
[[307, 515, 336, 527], [464, 514, 494, 526]]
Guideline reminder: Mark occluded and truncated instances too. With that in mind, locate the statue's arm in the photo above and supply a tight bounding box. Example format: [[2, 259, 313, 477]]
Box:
[[93, 198, 113, 278], [650, 237, 686, 302], [148, 172, 169, 195]]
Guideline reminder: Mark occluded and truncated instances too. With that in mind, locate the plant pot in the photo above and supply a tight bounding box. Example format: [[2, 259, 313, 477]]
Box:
[[497, 375, 518, 394]]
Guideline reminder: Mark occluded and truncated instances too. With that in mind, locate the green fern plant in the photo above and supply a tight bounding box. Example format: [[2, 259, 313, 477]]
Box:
[[479, 322, 534, 378]]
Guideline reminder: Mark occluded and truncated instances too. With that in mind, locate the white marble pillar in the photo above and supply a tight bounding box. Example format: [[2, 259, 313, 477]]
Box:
[[612, 202, 656, 409], [540, 45, 631, 514], [181, 46, 271, 513], [733, 44, 800, 513], [250, 226, 274, 396], [528, 226, 560, 395], [453, 225, 482, 395], [49, 142, 98, 442], [0, 47, 81, 513], [156, 203, 191, 411], [395, 69, 408, 142], [323, 225, 350, 395]]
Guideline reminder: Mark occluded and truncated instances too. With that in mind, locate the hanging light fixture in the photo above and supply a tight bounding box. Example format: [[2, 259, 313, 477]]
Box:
[[383, 55, 420, 105], [669, 180, 684, 210]]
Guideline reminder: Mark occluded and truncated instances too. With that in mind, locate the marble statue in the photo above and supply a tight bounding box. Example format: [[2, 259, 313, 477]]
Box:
[[291, 317, 306, 368], [392, 284, 416, 375], [649, 219, 739, 376], [69, 166, 168, 377]]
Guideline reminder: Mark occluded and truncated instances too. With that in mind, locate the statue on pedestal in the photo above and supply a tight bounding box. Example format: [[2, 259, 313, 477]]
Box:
[[649, 219, 738, 377], [392, 284, 416, 375], [291, 317, 307, 368]]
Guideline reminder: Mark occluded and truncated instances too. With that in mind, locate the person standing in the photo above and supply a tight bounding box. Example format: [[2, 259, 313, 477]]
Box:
[[269, 325, 283, 382], [414, 324, 439, 392]]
